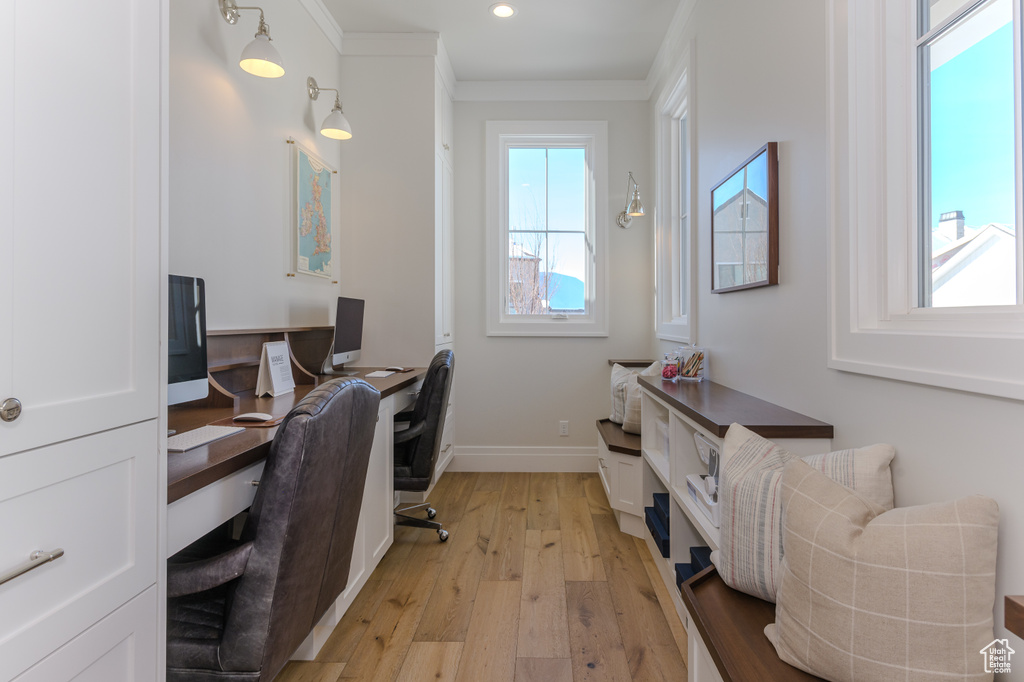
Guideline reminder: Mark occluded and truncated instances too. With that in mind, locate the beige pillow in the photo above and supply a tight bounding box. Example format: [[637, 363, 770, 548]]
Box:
[[609, 364, 635, 424], [621, 362, 660, 434], [766, 458, 998, 681], [714, 424, 895, 602]]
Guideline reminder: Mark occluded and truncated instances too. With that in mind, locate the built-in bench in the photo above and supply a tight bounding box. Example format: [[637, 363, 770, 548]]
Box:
[[596, 418, 641, 457], [682, 567, 822, 681], [596, 360, 654, 536]]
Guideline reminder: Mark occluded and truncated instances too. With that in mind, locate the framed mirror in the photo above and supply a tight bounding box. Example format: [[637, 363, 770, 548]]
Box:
[[711, 142, 778, 293]]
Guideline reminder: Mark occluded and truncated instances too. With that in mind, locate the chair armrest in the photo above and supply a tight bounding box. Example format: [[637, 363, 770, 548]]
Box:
[[167, 541, 254, 598], [394, 420, 425, 444], [394, 410, 415, 423]]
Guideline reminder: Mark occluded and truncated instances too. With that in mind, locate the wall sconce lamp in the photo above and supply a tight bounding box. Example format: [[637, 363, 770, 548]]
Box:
[[616, 171, 645, 229], [219, 0, 285, 78], [307, 77, 352, 140]]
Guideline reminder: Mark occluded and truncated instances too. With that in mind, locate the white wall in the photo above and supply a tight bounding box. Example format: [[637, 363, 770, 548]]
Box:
[[334, 54, 437, 368], [170, 0, 345, 330], [453, 100, 653, 450], [653, 0, 1023, 641]]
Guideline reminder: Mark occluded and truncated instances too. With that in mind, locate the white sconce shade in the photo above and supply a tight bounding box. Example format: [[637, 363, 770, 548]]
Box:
[[320, 103, 352, 140], [308, 77, 352, 141], [220, 0, 285, 79], [239, 34, 285, 78]]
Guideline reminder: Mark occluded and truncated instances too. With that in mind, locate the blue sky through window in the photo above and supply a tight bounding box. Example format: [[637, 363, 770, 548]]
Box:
[[929, 21, 1016, 230], [508, 147, 587, 311]]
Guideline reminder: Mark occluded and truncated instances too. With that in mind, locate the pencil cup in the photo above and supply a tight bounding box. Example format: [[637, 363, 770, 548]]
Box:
[[674, 345, 706, 382]]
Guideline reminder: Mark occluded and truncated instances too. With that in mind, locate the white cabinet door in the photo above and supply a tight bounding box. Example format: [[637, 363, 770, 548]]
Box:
[[13, 587, 158, 682], [434, 157, 455, 346], [0, 0, 162, 458]]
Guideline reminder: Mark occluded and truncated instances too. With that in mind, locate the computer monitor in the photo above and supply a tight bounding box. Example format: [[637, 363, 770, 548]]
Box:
[[168, 275, 210, 406], [321, 296, 364, 376]]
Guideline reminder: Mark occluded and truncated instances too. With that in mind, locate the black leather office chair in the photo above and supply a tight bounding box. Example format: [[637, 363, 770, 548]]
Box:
[[166, 377, 380, 682], [394, 349, 454, 542]]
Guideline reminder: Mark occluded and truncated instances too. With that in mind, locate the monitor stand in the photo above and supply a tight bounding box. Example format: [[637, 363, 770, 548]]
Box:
[[321, 354, 358, 377]]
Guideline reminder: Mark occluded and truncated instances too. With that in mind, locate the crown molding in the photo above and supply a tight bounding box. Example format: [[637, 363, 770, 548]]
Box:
[[341, 32, 441, 56], [454, 80, 650, 102], [298, 0, 344, 55], [436, 39, 457, 96], [644, 0, 697, 97]]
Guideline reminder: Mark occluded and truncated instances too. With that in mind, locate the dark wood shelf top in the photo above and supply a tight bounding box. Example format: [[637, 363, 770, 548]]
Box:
[[208, 326, 333, 336], [596, 419, 642, 457], [607, 359, 657, 367], [637, 376, 833, 440], [167, 368, 425, 503], [681, 566, 822, 681], [1007, 596, 1024, 640]]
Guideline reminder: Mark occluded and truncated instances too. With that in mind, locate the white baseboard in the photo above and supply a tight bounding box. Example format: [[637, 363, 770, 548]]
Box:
[[447, 446, 599, 473]]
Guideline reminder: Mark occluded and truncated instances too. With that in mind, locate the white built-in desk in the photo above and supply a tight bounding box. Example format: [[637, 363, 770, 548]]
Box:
[[166, 365, 424, 660]]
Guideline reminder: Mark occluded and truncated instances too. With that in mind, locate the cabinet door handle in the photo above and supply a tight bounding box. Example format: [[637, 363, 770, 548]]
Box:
[[0, 548, 64, 587], [1, 397, 22, 422], [443, 143, 450, 151]]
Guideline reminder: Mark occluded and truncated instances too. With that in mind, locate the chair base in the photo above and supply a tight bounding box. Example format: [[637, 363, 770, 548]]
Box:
[[395, 503, 448, 541]]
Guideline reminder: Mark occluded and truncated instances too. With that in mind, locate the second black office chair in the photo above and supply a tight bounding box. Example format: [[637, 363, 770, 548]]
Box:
[[394, 349, 454, 542]]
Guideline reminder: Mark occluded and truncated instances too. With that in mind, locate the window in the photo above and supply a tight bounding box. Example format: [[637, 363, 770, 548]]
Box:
[[655, 53, 696, 343], [917, 0, 1020, 308], [828, 0, 1024, 399], [485, 121, 608, 336]]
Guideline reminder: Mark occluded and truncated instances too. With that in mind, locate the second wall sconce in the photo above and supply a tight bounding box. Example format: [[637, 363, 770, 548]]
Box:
[[616, 171, 645, 229], [219, 0, 285, 78], [307, 77, 352, 140]]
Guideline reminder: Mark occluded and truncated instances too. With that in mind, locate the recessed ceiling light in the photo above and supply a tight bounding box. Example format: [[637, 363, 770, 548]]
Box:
[[490, 3, 517, 18]]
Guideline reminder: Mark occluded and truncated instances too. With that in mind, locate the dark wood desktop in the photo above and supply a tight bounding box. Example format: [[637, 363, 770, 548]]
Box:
[[167, 326, 424, 503]]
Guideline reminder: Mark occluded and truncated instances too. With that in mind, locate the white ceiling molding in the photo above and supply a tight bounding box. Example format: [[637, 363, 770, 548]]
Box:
[[644, 0, 697, 97], [299, 0, 344, 55], [455, 80, 650, 102], [341, 32, 441, 56], [436, 39, 457, 96]]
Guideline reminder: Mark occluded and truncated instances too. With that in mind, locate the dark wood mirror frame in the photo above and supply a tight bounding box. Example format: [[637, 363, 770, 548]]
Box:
[[710, 142, 779, 293]]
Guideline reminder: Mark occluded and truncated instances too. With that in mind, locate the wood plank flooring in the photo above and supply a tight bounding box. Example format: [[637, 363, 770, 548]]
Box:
[[277, 472, 687, 682]]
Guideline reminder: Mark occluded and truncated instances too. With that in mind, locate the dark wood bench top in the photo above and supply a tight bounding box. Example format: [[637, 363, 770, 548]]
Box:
[[607, 359, 657, 368], [638, 376, 833, 440], [682, 566, 822, 681], [596, 419, 642, 457]]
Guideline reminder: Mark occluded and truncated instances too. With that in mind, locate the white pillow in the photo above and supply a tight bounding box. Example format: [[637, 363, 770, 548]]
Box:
[[622, 362, 660, 434], [713, 423, 895, 602], [609, 364, 635, 424]]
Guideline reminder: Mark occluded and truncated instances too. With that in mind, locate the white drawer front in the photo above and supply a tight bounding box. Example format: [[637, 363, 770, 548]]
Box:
[[0, 422, 158, 681], [166, 460, 265, 556], [13, 586, 157, 682]]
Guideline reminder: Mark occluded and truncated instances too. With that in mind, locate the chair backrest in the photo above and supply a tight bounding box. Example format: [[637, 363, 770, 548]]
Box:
[[218, 377, 380, 680], [395, 350, 454, 490]]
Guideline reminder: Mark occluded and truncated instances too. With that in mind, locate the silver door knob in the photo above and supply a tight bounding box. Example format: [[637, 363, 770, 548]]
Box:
[[0, 398, 22, 422]]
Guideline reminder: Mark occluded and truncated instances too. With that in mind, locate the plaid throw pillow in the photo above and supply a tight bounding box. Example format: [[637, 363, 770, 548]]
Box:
[[767, 459, 998, 681]]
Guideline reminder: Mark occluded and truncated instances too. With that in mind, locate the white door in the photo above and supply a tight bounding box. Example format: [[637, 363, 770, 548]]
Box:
[[0, 0, 162, 457]]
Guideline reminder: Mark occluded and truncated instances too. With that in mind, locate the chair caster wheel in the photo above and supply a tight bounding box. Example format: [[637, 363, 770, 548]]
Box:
[[438, 529, 449, 542], [427, 507, 437, 519]]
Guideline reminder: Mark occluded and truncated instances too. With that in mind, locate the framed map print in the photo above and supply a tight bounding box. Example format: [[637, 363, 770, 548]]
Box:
[[293, 141, 335, 279]]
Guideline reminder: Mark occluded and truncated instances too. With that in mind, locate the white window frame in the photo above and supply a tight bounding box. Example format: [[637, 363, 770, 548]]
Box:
[[828, 0, 1024, 400], [654, 45, 697, 343], [485, 120, 608, 337]]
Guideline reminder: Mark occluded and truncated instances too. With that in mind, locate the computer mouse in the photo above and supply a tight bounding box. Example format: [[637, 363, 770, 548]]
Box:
[[233, 412, 274, 422]]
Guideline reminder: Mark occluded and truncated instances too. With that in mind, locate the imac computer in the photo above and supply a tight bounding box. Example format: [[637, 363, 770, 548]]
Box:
[[321, 296, 364, 376], [168, 274, 210, 406]]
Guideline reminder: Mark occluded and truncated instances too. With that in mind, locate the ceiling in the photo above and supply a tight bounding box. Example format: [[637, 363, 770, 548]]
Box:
[[321, 0, 681, 82]]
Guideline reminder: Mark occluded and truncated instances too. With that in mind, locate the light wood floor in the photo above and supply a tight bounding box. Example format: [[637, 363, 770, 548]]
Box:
[[277, 471, 688, 682]]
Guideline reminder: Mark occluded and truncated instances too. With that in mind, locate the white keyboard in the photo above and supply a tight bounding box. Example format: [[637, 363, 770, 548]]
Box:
[[167, 425, 246, 452]]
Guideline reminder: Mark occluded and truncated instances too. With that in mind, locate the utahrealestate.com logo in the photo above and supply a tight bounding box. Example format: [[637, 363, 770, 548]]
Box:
[[980, 639, 1014, 674]]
